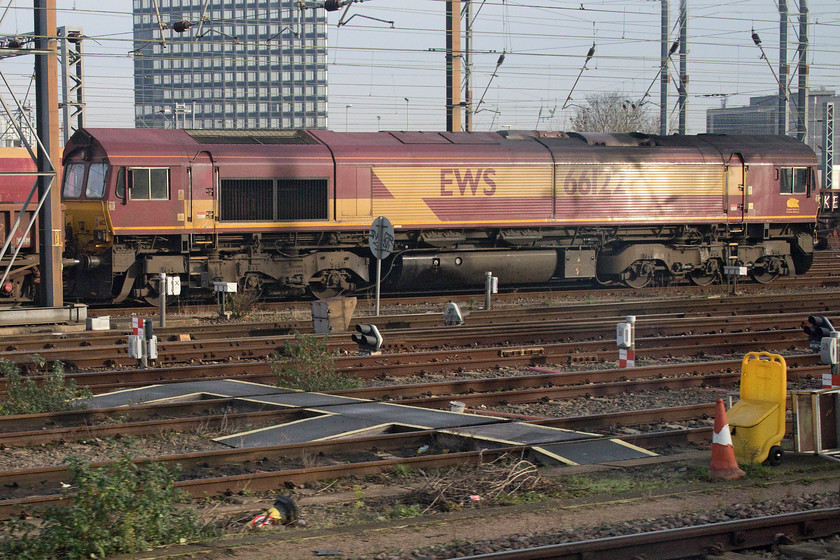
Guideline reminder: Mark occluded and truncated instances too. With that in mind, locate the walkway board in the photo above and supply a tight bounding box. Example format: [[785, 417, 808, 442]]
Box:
[[90, 380, 656, 465]]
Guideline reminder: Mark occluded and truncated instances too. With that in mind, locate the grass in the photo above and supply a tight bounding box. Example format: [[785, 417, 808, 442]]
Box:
[[272, 332, 363, 392], [392, 463, 414, 477], [0, 442, 209, 559], [0, 359, 92, 416], [559, 474, 660, 498], [389, 503, 424, 519]]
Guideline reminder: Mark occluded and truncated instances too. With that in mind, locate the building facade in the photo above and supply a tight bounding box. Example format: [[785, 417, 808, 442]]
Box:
[[132, 0, 327, 129], [705, 95, 779, 136], [706, 89, 840, 189]]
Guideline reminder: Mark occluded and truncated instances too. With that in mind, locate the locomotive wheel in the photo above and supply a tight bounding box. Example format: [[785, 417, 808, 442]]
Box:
[[623, 260, 655, 289], [750, 269, 779, 284], [310, 284, 344, 299], [750, 257, 783, 284], [688, 270, 716, 286], [309, 269, 351, 299], [688, 259, 721, 286], [239, 273, 265, 300], [142, 279, 162, 306]]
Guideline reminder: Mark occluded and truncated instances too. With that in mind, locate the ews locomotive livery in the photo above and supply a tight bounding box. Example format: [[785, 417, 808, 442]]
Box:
[[60, 128, 819, 303]]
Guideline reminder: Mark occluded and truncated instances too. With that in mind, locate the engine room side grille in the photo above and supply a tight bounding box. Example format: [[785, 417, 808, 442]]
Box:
[[219, 178, 328, 222], [277, 179, 328, 220], [219, 179, 273, 221]]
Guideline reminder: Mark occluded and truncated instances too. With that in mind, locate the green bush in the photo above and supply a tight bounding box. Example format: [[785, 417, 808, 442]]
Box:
[[272, 332, 363, 392], [225, 289, 260, 318], [0, 359, 92, 415], [0, 446, 206, 559]]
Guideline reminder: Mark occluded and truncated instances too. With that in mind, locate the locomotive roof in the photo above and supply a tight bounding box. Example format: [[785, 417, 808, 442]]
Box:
[[65, 128, 817, 167], [65, 128, 199, 160], [522, 131, 817, 165]]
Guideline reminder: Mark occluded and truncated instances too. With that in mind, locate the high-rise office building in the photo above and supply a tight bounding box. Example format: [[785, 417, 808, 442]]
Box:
[[132, 0, 327, 129]]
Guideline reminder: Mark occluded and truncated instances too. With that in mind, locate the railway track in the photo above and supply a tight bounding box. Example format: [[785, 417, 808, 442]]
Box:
[[0, 347, 822, 517], [1, 283, 838, 558], [84, 271, 840, 319], [1, 290, 838, 373], [0, 417, 710, 518], [450, 508, 840, 560], [0, 327, 825, 396]]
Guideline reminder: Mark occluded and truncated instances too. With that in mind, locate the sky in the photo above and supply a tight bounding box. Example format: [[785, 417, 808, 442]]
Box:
[[0, 0, 838, 136]]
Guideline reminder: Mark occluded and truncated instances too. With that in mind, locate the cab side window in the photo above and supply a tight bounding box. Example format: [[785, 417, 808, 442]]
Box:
[[85, 163, 109, 198], [115, 168, 126, 200], [129, 168, 170, 200], [780, 167, 807, 195]]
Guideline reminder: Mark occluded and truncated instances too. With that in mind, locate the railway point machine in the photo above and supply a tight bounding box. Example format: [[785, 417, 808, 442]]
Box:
[[727, 352, 787, 466]]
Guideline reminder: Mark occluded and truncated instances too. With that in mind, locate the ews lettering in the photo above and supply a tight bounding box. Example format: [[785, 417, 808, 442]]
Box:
[[440, 168, 497, 196]]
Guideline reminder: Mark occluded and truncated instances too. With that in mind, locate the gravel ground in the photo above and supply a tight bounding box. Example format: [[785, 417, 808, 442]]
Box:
[[350, 492, 840, 560], [0, 431, 231, 472], [5, 288, 836, 559], [164, 460, 840, 560]]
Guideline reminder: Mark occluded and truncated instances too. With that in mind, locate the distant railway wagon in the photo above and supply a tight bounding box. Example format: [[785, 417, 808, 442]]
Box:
[[60, 128, 819, 303], [817, 188, 840, 247], [0, 147, 44, 301]]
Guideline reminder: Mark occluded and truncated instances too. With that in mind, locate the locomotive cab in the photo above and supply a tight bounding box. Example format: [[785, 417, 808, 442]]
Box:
[[62, 158, 114, 250]]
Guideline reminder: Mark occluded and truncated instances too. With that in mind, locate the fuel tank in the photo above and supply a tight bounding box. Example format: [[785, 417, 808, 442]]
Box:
[[390, 250, 558, 290]]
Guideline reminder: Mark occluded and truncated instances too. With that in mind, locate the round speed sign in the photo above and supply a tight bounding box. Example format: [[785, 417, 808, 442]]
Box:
[[368, 216, 395, 260]]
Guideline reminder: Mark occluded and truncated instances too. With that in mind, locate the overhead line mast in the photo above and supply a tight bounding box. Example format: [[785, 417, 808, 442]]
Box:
[[779, 0, 788, 135], [446, 0, 462, 132], [678, 0, 687, 135], [660, 0, 668, 135], [796, 0, 808, 143], [34, 0, 62, 307]]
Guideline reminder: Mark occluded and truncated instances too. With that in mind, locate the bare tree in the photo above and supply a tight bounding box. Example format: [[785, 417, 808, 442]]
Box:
[[570, 92, 657, 133]]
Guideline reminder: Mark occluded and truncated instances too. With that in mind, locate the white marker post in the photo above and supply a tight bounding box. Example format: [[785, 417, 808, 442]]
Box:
[[159, 273, 181, 328], [617, 315, 636, 368], [159, 273, 166, 328], [724, 264, 747, 296], [368, 216, 394, 316]]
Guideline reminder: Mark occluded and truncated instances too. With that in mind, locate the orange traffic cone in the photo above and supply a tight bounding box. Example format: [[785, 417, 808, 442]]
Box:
[[710, 398, 745, 480]]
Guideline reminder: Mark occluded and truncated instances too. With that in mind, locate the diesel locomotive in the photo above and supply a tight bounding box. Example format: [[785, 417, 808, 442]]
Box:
[[60, 128, 819, 304]]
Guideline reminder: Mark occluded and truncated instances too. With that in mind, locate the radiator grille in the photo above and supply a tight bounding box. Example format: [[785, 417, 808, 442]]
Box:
[[219, 179, 273, 221], [277, 179, 328, 220], [220, 178, 328, 221]]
